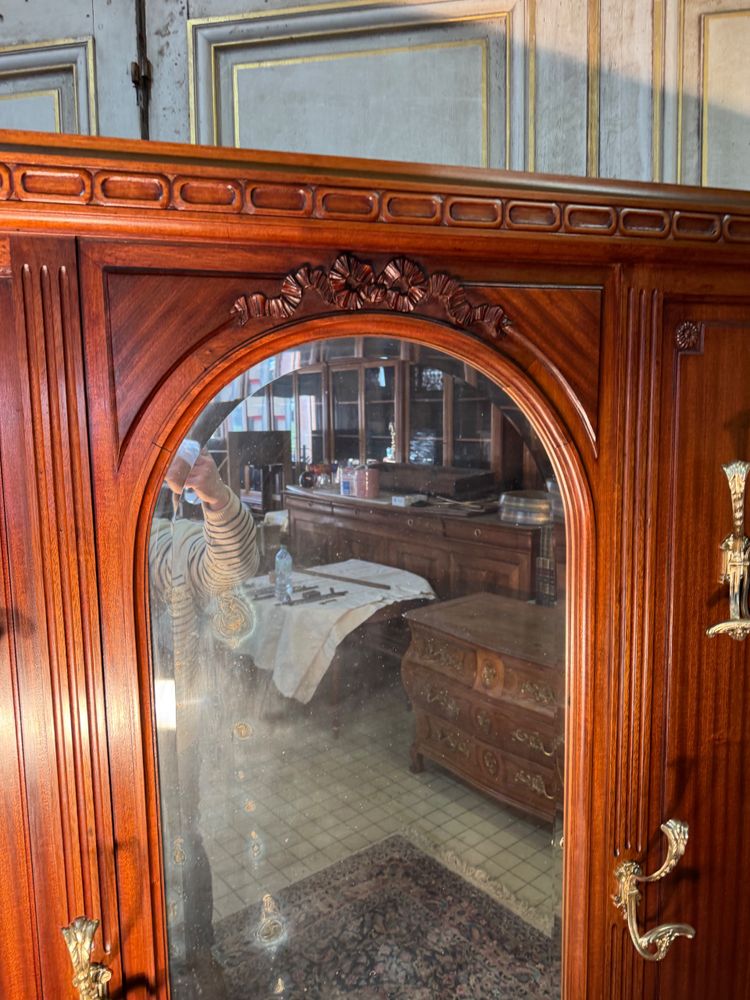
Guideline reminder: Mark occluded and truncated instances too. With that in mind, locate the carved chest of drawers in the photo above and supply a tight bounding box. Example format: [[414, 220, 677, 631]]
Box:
[[401, 592, 565, 822]]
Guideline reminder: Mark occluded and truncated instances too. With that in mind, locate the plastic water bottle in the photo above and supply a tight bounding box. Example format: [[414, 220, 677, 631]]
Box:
[[274, 545, 293, 604]]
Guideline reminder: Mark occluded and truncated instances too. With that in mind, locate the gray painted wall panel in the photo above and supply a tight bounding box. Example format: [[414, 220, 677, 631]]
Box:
[[534, 0, 588, 176], [148, 0, 191, 144], [599, 0, 653, 180], [0, 0, 748, 189]]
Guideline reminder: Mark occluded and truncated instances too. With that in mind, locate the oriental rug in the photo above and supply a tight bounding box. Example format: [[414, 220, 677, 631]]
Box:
[[213, 834, 560, 998]]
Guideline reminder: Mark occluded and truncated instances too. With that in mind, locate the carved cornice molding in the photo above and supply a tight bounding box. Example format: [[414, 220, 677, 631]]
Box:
[[233, 253, 512, 339], [1, 158, 750, 247]]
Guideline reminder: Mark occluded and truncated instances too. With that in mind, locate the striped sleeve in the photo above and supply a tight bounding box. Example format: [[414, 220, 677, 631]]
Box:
[[149, 517, 177, 596], [187, 491, 259, 596]]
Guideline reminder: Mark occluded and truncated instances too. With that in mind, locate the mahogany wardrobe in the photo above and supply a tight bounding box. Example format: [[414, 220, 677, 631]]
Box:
[[1, 129, 749, 999]]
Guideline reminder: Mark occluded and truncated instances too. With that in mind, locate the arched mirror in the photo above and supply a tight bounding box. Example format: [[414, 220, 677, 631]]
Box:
[[149, 333, 566, 998]]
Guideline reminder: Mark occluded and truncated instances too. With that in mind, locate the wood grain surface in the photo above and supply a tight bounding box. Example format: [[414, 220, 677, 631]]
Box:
[[0, 131, 748, 999]]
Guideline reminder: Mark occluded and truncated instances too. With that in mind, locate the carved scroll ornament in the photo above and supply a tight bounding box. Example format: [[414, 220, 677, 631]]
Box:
[[232, 253, 512, 340]]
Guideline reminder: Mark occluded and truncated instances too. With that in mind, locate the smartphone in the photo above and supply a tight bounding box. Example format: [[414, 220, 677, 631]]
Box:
[[176, 438, 202, 504]]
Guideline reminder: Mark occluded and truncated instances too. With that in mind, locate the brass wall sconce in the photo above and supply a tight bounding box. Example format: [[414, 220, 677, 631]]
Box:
[[706, 460, 750, 641], [613, 819, 695, 961]]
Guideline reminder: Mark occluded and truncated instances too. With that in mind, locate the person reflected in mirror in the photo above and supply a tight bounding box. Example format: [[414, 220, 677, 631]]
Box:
[[150, 447, 259, 999]]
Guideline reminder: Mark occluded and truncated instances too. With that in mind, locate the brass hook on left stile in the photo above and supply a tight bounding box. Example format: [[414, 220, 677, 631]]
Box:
[[61, 916, 112, 999]]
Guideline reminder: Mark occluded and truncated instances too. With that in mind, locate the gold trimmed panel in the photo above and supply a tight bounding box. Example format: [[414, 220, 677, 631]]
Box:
[[0, 89, 61, 133], [526, 0, 536, 171], [188, 2, 524, 171], [700, 9, 750, 187], [230, 38, 491, 168], [0, 37, 96, 136], [586, 0, 601, 177], [676, 0, 686, 184], [652, 0, 665, 181]]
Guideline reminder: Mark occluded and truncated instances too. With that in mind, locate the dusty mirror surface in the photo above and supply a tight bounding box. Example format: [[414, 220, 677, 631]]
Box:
[[148, 335, 566, 998]]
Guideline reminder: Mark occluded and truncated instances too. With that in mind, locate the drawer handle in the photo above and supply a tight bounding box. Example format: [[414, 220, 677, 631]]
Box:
[[482, 749, 499, 776], [421, 684, 460, 720], [520, 680, 556, 706], [62, 916, 112, 999], [512, 728, 562, 758], [407, 517, 414, 528], [613, 819, 695, 961], [475, 709, 492, 735], [473, 527, 482, 538], [513, 768, 555, 800], [434, 726, 471, 757], [481, 660, 498, 688], [417, 636, 465, 675]]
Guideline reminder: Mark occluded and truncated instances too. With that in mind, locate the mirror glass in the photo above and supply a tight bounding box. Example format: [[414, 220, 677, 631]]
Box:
[[149, 334, 566, 998]]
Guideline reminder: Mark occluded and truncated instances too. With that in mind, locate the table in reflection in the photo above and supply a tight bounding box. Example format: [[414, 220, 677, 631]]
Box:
[[235, 558, 435, 706]]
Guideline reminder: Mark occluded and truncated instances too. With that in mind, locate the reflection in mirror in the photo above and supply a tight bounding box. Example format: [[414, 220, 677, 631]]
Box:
[[149, 335, 565, 997]]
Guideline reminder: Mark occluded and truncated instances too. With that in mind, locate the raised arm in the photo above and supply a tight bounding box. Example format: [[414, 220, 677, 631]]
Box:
[[166, 450, 259, 596]]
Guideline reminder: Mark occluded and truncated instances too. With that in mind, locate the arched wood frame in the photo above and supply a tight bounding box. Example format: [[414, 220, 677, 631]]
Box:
[[124, 309, 595, 998]]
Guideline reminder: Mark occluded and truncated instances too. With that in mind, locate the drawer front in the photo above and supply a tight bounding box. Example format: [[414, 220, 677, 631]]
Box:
[[388, 541, 450, 598], [405, 625, 476, 687], [471, 700, 563, 765], [414, 711, 560, 820], [474, 650, 562, 716], [477, 741, 560, 818], [448, 550, 534, 601], [402, 660, 475, 729]]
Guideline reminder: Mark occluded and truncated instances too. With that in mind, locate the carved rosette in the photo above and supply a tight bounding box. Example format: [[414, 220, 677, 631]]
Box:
[[328, 253, 379, 309], [233, 253, 512, 340], [381, 256, 428, 312], [675, 320, 701, 351]]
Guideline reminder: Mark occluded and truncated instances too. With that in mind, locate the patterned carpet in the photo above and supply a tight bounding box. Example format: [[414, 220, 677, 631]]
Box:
[[213, 834, 560, 998]]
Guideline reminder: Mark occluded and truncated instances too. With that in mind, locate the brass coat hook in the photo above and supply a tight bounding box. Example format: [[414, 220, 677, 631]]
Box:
[[613, 819, 695, 962], [707, 460, 750, 640], [61, 916, 112, 1000]]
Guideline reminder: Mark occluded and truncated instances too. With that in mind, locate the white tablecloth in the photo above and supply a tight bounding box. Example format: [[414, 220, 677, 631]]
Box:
[[237, 559, 435, 703]]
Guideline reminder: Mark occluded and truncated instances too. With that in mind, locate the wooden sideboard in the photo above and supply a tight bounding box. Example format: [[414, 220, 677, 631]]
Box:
[[286, 486, 565, 600], [401, 593, 565, 822]]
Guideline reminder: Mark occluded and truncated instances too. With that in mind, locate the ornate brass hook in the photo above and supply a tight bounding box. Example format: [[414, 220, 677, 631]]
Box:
[[707, 460, 750, 640], [613, 819, 695, 962], [61, 916, 112, 999]]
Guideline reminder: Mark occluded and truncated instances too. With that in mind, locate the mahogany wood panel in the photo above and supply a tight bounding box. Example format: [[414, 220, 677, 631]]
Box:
[[79, 257, 600, 999], [105, 271, 258, 452], [91, 241, 605, 466], [655, 302, 750, 999], [0, 238, 118, 998], [496, 286, 602, 445], [0, 132, 749, 999], [0, 277, 40, 1000]]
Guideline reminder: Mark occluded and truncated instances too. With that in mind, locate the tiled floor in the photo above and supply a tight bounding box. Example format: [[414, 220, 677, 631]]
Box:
[[198, 673, 563, 938]]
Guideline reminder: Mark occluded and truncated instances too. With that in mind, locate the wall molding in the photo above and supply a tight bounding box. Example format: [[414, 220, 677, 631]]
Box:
[[187, 0, 533, 170], [0, 38, 97, 135]]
